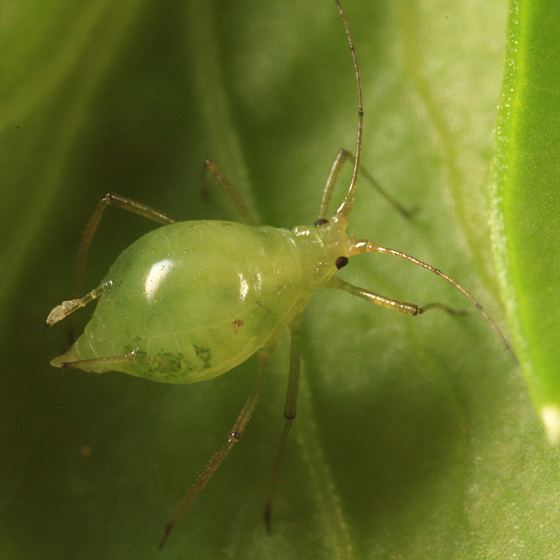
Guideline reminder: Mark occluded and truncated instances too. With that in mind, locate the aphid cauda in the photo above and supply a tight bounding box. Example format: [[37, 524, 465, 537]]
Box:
[[46, 0, 514, 548]]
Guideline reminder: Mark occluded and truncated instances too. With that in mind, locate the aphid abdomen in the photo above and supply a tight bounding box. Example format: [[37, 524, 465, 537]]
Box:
[[55, 221, 321, 383]]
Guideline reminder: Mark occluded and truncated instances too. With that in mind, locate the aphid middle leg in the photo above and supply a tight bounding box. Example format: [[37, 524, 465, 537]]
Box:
[[201, 160, 256, 225], [263, 320, 302, 532], [74, 193, 175, 298], [318, 149, 414, 221], [159, 349, 271, 549], [329, 277, 465, 317]]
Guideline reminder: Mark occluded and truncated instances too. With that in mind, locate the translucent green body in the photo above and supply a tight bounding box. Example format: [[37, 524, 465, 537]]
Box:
[[54, 220, 350, 383]]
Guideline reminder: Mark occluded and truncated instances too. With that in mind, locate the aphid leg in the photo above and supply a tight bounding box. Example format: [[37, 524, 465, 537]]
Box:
[[201, 160, 256, 225], [45, 280, 111, 328], [263, 320, 301, 532], [74, 193, 175, 297], [349, 240, 517, 361], [318, 148, 415, 221], [329, 277, 465, 317], [159, 350, 271, 549]]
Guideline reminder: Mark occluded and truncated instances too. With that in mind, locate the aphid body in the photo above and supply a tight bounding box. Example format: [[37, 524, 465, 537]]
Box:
[[52, 220, 349, 383]]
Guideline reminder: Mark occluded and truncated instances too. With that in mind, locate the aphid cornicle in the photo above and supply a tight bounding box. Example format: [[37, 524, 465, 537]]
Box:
[[46, 0, 514, 548]]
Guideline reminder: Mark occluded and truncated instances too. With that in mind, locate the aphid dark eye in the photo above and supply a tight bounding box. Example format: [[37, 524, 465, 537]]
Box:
[[335, 256, 349, 269], [313, 218, 329, 226]]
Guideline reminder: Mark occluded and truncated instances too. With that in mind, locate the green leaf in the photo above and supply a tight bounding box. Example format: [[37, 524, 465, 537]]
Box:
[[1, 1, 558, 559], [491, 0, 560, 442]]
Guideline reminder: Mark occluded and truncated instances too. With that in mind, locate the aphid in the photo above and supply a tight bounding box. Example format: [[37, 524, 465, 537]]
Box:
[[46, 0, 514, 548]]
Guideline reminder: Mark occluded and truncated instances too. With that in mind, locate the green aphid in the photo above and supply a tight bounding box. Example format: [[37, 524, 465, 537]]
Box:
[[46, 1, 515, 548]]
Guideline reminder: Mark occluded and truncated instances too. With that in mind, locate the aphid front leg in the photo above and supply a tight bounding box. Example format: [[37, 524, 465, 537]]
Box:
[[159, 350, 271, 549], [263, 320, 302, 532], [349, 240, 517, 359], [329, 277, 465, 317], [201, 160, 256, 225], [318, 149, 414, 221], [75, 193, 175, 297]]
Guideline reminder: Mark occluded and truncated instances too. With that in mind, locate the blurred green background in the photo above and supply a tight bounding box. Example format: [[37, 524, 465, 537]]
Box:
[[1, 1, 559, 559]]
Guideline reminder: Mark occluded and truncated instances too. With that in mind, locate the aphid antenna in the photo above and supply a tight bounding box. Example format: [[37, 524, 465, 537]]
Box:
[[333, 0, 364, 224]]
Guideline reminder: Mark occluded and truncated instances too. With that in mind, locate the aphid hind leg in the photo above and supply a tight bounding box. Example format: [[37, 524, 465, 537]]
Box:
[[263, 320, 301, 532], [159, 350, 271, 549], [318, 149, 414, 221], [329, 277, 465, 317], [201, 160, 256, 225], [349, 240, 516, 360], [45, 281, 112, 328], [75, 193, 175, 298]]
